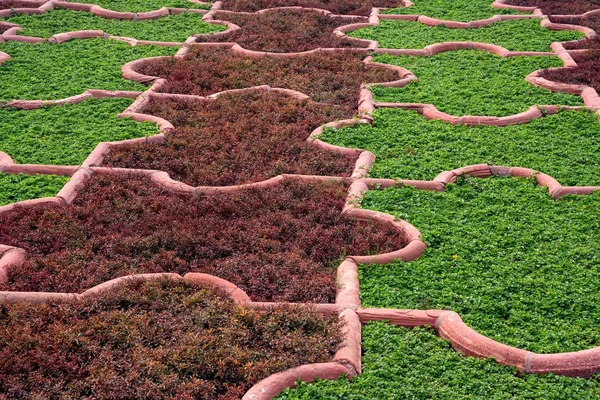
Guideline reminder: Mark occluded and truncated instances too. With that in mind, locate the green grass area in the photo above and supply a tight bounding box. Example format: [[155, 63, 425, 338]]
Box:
[[0, 173, 69, 206], [277, 323, 600, 399], [65, 0, 210, 12], [371, 51, 583, 116], [0, 98, 158, 165], [3, 10, 223, 42], [382, 0, 524, 22], [0, 39, 177, 102], [350, 19, 583, 52], [320, 108, 600, 186], [359, 176, 600, 353]]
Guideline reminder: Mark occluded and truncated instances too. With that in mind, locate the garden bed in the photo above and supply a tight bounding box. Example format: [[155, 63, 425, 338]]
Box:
[[372, 50, 583, 116], [381, 0, 523, 21], [195, 9, 369, 53], [505, 0, 600, 15], [361, 176, 600, 353], [276, 323, 600, 398], [218, 0, 399, 15], [320, 107, 600, 186], [0, 173, 407, 302], [104, 91, 355, 187], [0, 173, 68, 206], [3, 9, 223, 42], [0, 98, 157, 166], [0, 278, 342, 399], [540, 50, 600, 91], [64, 0, 210, 12], [132, 47, 399, 107]]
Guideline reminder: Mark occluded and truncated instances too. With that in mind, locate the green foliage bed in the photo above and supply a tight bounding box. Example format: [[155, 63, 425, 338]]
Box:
[[361, 176, 600, 353], [350, 19, 583, 52], [0, 39, 176, 102], [371, 51, 582, 116], [0, 98, 158, 165], [277, 323, 600, 399], [382, 0, 524, 21], [320, 108, 600, 186], [65, 0, 210, 12], [3, 10, 223, 42], [0, 173, 69, 206]]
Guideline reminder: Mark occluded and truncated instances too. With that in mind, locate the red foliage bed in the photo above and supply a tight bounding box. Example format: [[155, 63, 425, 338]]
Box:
[[105, 91, 355, 186], [196, 9, 369, 52], [0, 279, 342, 399], [0, 174, 407, 302], [133, 48, 398, 108], [540, 50, 600, 91], [218, 0, 401, 16]]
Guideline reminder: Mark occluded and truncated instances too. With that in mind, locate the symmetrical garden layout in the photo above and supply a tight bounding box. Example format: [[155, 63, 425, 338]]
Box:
[[1, 0, 600, 398]]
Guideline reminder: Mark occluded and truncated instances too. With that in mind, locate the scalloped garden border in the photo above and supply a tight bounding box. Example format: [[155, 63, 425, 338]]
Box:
[[1, 0, 600, 397]]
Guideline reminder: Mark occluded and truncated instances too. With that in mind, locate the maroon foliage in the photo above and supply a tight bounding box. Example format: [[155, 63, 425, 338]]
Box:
[[105, 91, 355, 186], [197, 9, 369, 52], [505, 0, 600, 15], [219, 0, 401, 16], [552, 12, 600, 49], [0, 279, 342, 399], [0, 174, 407, 302], [134, 47, 399, 108], [540, 49, 600, 91]]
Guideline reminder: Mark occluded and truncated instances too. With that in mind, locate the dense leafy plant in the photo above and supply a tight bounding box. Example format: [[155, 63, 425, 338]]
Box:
[[382, 0, 523, 21], [219, 0, 400, 15], [505, 0, 600, 15], [65, 0, 210, 12], [195, 9, 368, 53], [350, 19, 583, 52], [0, 279, 342, 399], [372, 50, 582, 116], [320, 107, 600, 186], [105, 91, 355, 186], [0, 173, 69, 206], [3, 9, 224, 42], [276, 323, 600, 399], [0, 174, 407, 301], [541, 50, 600, 91], [134, 47, 398, 107], [0, 98, 157, 165], [361, 176, 600, 353], [0, 39, 176, 102]]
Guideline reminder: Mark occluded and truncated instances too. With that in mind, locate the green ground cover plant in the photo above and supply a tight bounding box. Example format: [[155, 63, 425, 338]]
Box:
[[277, 323, 600, 399], [360, 176, 600, 353], [0, 279, 342, 399], [371, 50, 582, 116], [0, 39, 176, 102], [65, 0, 210, 12], [0, 173, 69, 206], [382, 0, 523, 21], [320, 108, 600, 186], [0, 98, 157, 165], [349, 19, 583, 52], [3, 9, 223, 42]]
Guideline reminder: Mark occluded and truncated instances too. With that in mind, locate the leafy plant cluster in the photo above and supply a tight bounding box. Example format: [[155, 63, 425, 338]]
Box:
[[320, 107, 600, 186], [505, 0, 600, 15], [541, 49, 600, 91], [0, 98, 157, 165], [196, 9, 369, 53], [360, 176, 600, 353], [276, 323, 600, 399], [65, 0, 210, 12], [350, 18, 583, 52], [0, 279, 342, 399], [134, 47, 399, 107], [371, 50, 582, 116], [0, 39, 176, 102], [105, 91, 355, 186], [218, 0, 399, 16], [3, 9, 224, 42], [381, 0, 523, 22], [0, 173, 407, 301], [0, 173, 69, 206]]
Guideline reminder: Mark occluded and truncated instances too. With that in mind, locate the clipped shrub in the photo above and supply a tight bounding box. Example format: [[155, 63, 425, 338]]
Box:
[[219, 0, 400, 16], [196, 9, 369, 52], [0, 279, 342, 399], [0, 174, 407, 302], [105, 91, 355, 187], [133, 47, 398, 107]]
